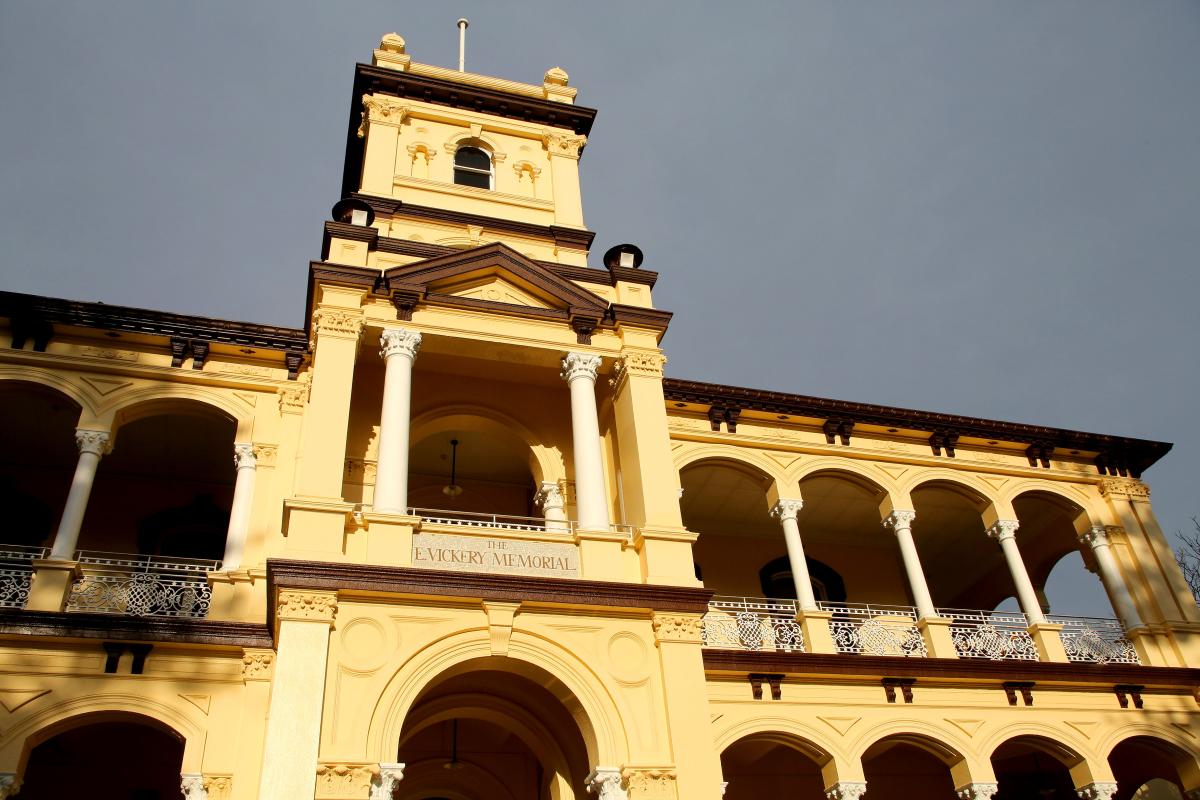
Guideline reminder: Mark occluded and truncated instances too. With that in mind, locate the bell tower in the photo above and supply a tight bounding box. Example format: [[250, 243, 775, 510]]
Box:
[[335, 33, 597, 268]]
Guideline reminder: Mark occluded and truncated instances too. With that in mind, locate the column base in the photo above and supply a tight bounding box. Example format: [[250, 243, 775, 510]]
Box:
[[207, 568, 267, 622], [1028, 622, 1069, 663], [282, 497, 356, 561], [574, 529, 629, 582], [361, 511, 421, 567], [27, 559, 80, 612], [797, 610, 837, 654], [633, 527, 700, 586], [917, 616, 960, 659]]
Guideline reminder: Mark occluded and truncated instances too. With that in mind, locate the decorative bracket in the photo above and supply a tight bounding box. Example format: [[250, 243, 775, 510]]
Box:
[[1003, 681, 1034, 706], [707, 406, 741, 433], [882, 677, 915, 704], [930, 430, 959, 457], [1114, 684, 1145, 709], [748, 673, 783, 700], [824, 419, 854, 446], [1025, 441, 1054, 468]]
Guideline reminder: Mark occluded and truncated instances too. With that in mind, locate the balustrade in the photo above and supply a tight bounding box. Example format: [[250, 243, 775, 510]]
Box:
[[819, 601, 929, 657], [408, 507, 635, 540], [66, 551, 220, 618], [702, 596, 805, 652], [939, 608, 1039, 661], [0, 546, 46, 609], [1050, 614, 1140, 664]]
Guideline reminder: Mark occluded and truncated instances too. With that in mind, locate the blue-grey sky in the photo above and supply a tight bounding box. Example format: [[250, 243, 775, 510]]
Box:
[[2, 2, 1197, 614]]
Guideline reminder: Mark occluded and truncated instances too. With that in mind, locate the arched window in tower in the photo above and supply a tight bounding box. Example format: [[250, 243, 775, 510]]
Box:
[[453, 146, 492, 189]]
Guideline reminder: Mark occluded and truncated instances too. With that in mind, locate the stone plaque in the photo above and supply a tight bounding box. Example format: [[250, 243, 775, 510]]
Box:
[[411, 533, 578, 578]]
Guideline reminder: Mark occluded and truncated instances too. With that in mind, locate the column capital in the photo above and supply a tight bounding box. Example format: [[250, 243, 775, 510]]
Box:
[[0, 774, 20, 800], [585, 767, 627, 799], [769, 498, 804, 522], [987, 520, 1020, 542], [75, 428, 111, 455], [1077, 783, 1118, 800], [882, 510, 917, 531], [379, 327, 422, 360], [957, 784, 999, 800], [277, 590, 338, 624], [651, 613, 704, 643], [370, 763, 405, 800], [825, 782, 868, 800], [534, 481, 565, 511], [561, 351, 602, 383], [544, 131, 588, 159], [241, 648, 275, 682], [1078, 525, 1110, 548], [233, 442, 257, 470], [180, 774, 205, 800]]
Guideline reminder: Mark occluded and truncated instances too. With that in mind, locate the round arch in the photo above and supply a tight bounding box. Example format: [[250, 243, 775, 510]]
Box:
[[410, 405, 564, 486], [980, 725, 1092, 768], [903, 472, 996, 509], [442, 131, 508, 163], [367, 628, 629, 769], [792, 459, 896, 499], [1102, 729, 1200, 791], [398, 758, 516, 800], [849, 722, 972, 770], [0, 368, 97, 422], [0, 694, 208, 775], [1000, 481, 1103, 525], [102, 387, 253, 442], [716, 721, 839, 770], [674, 446, 789, 493]]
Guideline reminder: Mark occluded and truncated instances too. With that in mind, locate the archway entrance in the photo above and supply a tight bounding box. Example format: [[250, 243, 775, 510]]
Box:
[[860, 735, 960, 799], [720, 733, 829, 799], [19, 714, 185, 799], [1108, 736, 1198, 800], [395, 659, 592, 800], [991, 735, 1080, 799]]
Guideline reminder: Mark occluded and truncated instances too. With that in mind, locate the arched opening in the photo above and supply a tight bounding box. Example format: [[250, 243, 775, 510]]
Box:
[[19, 712, 185, 799], [1011, 492, 1110, 617], [85, 405, 236, 559], [991, 735, 1081, 799], [1108, 736, 1197, 800], [720, 732, 829, 799], [453, 146, 493, 189], [860, 734, 961, 799], [408, 421, 539, 521], [909, 481, 998, 608], [0, 381, 81, 550], [395, 658, 592, 800]]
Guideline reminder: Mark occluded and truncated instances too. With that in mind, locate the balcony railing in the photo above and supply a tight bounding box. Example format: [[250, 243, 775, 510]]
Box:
[[702, 597, 1140, 665], [0, 546, 47, 609], [819, 601, 929, 657], [66, 551, 221, 618], [702, 596, 805, 652], [1050, 614, 1140, 665], [408, 507, 636, 540]]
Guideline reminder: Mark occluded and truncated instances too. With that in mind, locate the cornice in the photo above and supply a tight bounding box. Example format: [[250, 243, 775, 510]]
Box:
[[267, 559, 714, 615], [0, 609, 272, 648], [0, 291, 308, 359], [702, 649, 1200, 690], [663, 378, 1172, 478]]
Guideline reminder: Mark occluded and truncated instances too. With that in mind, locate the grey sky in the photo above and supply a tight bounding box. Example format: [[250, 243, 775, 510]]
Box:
[[2, 2, 1197, 614]]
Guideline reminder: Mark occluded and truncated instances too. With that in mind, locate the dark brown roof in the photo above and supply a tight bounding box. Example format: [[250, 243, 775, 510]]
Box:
[[663, 377, 1172, 478]]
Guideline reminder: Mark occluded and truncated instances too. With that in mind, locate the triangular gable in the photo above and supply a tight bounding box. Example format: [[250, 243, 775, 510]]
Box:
[[383, 242, 609, 316], [437, 274, 556, 309]]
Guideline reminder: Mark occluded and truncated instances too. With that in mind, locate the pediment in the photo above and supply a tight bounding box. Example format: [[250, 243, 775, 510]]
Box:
[[383, 242, 609, 316]]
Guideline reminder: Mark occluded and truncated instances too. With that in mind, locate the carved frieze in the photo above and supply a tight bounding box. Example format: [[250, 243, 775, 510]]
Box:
[[358, 94, 410, 138], [278, 381, 309, 414], [543, 131, 588, 159], [622, 768, 677, 799], [311, 308, 365, 345], [315, 763, 377, 800], [242, 648, 275, 681], [203, 775, 233, 800], [1098, 478, 1151, 501]]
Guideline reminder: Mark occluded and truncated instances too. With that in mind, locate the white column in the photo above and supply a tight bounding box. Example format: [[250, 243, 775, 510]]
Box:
[[561, 353, 610, 531], [585, 767, 627, 799], [825, 782, 868, 800], [1079, 526, 1143, 629], [0, 774, 20, 800], [883, 510, 936, 619], [49, 429, 111, 560], [988, 520, 1047, 625], [370, 763, 405, 800], [535, 482, 569, 532], [222, 443, 257, 570], [374, 328, 422, 513], [769, 499, 818, 611], [180, 774, 206, 800]]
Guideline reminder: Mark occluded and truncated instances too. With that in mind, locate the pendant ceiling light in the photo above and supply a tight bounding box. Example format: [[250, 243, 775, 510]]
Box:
[[442, 438, 463, 498]]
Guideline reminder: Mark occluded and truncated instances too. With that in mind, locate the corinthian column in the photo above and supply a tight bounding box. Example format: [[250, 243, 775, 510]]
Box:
[[988, 520, 1047, 625], [561, 353, 610, 531], [883, 510, 936, 619], [222, 443, 257, 570], [373, 328, 422, 513], [49, 429, 111, 559], [535, 482, 569, 532], [1079, 526, 1142, 629], [769, 499, 818, 611]]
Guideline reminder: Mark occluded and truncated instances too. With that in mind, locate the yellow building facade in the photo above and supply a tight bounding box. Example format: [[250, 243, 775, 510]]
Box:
[[0, 33, 1197, 800]]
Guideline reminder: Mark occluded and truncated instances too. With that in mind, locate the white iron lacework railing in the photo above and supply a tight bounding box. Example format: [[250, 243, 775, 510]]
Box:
[[702, 596, 805, 652], [818, 601, 928, 657], [0, 545, 47, 609], [937, 608, 1039, 661], [1049, 614, 1140, 664], [408, 507, 635, 540], [66, 551, 222, 618]]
